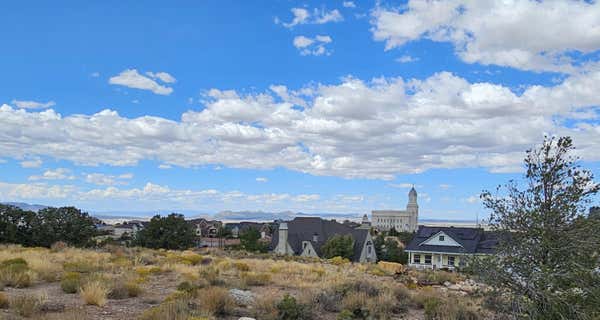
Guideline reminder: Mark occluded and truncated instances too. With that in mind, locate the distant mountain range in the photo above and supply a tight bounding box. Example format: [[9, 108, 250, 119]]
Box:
[[1, 202, 49, 212], [1, 202, 481, 225]]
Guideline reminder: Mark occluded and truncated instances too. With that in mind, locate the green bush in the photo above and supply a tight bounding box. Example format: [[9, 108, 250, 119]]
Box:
[[60, 272, 81, 294], [0, 258, 32, 288], [277, 294, 310, 320]]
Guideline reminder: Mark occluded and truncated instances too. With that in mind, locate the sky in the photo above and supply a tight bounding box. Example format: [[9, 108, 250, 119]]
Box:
[[1, 0, 600, 220]]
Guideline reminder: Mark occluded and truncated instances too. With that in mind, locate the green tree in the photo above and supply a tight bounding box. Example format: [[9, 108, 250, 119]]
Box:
[[382, 239, 407, 264], [477, 136, 600, 319], [239, 227, 268, 252], [134, 213, 195, 250], [321, 234, 354, 260]]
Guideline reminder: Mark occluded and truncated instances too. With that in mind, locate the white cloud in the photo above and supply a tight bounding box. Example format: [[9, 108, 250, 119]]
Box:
[[465, 195, 480, 204], [388, 183, 414, 189], [1, 70, 600, 180], [371, 0, 600, 72], [11, 100, 56, 109], [158, 164, 172, 169], [343, 1, 356, 9], [439, 184, 452, 190], [256, 177, 268, 183], [29, 168, 74, 181], [396, 55, 418, 63], [293, 35, 333, 56], [109, 69, 174, 95], [84, 173, 133, 186], [90, 72, 100, 78], [145, 71, 176, 84], [280, 7, 343, 28], [20, 159, 42, 168]]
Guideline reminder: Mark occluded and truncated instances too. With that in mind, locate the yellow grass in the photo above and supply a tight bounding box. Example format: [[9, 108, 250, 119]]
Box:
[[80, 281, 109, 306]]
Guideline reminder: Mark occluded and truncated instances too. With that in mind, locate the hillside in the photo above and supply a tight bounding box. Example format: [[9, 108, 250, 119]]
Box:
[[0, 245, 492, 320]]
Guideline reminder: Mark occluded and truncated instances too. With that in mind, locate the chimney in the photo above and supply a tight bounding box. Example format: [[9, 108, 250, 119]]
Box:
[[278, 222, 289, 254]]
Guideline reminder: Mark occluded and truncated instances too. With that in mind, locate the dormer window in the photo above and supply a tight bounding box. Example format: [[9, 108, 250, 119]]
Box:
[[439, 235, 445, 241]]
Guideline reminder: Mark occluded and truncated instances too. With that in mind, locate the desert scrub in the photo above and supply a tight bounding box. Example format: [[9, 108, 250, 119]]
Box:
[[199, 266, 223, 286], [10, 292, 47, 317], [0, 292, 8, 308], [341, 291, 370, 319], [328, 256, 350, 266], [241, 271, 271, 286], [109, 278, 143, 299], [198, 286, 234, 316], [63, 260, 97, 273], [61, 272, 82, 293], [233, 261, 250, 272], [80, 281, 109, 306], [277, 294, 311, 320], [252, 291, 279, 320], [180, 252, 203, 265], [138, 299, 197, 320], [0, 257, 34, 287]]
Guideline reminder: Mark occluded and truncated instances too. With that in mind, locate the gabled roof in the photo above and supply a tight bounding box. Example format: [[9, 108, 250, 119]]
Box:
[[271, 217, 369, 261], [405, 226, 499, 254]]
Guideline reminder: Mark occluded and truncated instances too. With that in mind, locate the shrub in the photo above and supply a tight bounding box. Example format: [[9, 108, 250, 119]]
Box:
[[199, 266, 223, 286], [233, 261, 250, 272], [198, 286, 234, 316], [241, 272, 271, 286], [63, 261, 96, 273], [328, 256, 350, 266], [0, 292, 8, 308], [337, 310, 354, 320], [61, 272, 82, 294], [10, 293, 46, 317], [0, 258, 33, 288], [253, 292, 278, 320], [50, 241, 68, 252], [277, 294, 310, 320], [180, 253, 203, 265], [138, 299, 195, 320], [80, 281, 108, 306], [176, 281, 197, 294], [108, 278, 142, 299], [341, 292, 369, 319]]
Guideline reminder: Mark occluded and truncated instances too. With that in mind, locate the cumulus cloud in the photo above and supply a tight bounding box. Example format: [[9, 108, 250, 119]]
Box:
[[396, 55, 419, 63], [343, 1, 356, 8], [11, 99, 55, 109], [20, 159, 42, 168], [1, 70, 600, 180], [293, 35, 333, 56], [371, 0, 600, 72], [29, 168, 74, 181], [84, 172, 133, 186], [109, 69, 174, 95], [280, 7, 343, 28]]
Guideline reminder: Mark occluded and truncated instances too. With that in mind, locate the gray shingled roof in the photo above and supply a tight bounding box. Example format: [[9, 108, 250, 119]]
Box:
[[405, 226, 499, 254], [271, 217, 369, 262]]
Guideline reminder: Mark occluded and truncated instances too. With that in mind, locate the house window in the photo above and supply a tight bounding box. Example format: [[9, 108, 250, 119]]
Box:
[[413, 254, 420, 264], [303, 242, 307, 249], [439, 235, 445, 241], [424, 255, 432, 264], [448, 256, 455, 266], [367, 246, 372, 254]]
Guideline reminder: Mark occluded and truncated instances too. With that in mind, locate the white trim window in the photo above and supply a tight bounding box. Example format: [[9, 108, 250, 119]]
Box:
[[424, 255, 432, 264], [448, 256, 455, 266], [413, 254, 421, 264]]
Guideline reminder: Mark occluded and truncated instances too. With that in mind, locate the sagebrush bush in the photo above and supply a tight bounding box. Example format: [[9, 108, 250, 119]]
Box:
[[80, 281, 108, 306], [138, 299, 195, 320], [233, 261, 250, 271], [241, 271, 271, 286], [0, 258, 33, 288], [277, 294, 310, 320], [180, 253, 203, 265], [341, 291, 369, 318], [108, 279, 142, 299], [61, 272, 82, 294], [199, 266, 223, 286], [63, 261, 96, 273], [0, 292, 8, 308], [198, 286, 234, 316], [253, 292, 278, 320], [10, 292, 46, 317]]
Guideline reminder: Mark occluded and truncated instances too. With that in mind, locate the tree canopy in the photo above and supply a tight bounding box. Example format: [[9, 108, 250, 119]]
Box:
[[321, 234, 354, 260], [134, 213, 195, 250], [477, 136, 600, 319], [0, 205, 96, 247], [239, 227, 268, 253]]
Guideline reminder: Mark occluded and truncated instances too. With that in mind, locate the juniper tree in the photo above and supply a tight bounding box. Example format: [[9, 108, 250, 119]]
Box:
[[477, 136, 600, 319]]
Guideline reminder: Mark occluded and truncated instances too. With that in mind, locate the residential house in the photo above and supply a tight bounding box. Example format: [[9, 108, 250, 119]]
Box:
[[405, 226, 499, 270], [271, 217, 377, 263], [113, 221, 146, 239], [189, 218, 222, 238]]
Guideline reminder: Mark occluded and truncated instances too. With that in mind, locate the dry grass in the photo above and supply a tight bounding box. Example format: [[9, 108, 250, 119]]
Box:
[[0, 244, 490, 320], [80, 280, 109, 306], [9, 292, 47, 317]]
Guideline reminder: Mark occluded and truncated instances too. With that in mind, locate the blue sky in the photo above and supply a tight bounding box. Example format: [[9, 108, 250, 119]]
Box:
[[1, 0, 600, 220]]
